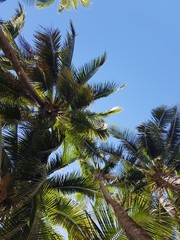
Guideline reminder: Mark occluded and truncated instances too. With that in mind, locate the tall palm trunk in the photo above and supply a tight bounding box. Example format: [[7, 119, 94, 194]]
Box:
[[156, 186, 179, 219], [161, 175, 180, 194], [0, 124, 2, 182], [0, 28, 44, 108], [0, 124, 11, 203], [99, 180, 153, 240]]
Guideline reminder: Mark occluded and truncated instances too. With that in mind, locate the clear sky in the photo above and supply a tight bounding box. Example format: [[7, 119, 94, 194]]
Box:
[[1, 0, 180, 131]]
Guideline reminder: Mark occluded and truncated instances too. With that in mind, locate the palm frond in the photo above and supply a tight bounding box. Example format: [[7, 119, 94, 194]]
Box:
[[100, 142, 124, 158], [114, 186, 177, 240], [71, 84, 94, 109], [58, 0, 91, 12], [0, 3, 25, 39], [167, 106, 180, 150], [109, 126, 138, 162], [49, 171, 97, 197], [47, 152, 63, 175], [150, 105, 178, 129], [92, 82, 126, 100], [57, 67, 76, 103], [0, 70, 35, 104], [87, 202, 124, 240], [73, 53, 106, 84], [36, 0, 54, 8], [93, 107, 122, 118], [34, 27, 61, 84], [0, 103, 21, 124], [44, 190, 93, 239], [61, 21, 75, 69], [18, 36, 34, 59], [70, 110, 109, 140]]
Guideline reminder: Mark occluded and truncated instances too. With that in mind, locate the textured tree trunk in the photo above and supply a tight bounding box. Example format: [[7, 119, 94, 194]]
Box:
[[156, 187, 179, 219], [0, 28, 44, 108], [0, 172, 11, 203], [0, 124, 2, 182], [161, 175, 180, 194], [0, 125, 11, 203], [99, 180, 153, 240]]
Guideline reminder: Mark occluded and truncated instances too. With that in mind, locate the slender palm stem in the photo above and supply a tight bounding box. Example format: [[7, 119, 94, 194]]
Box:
[[156, 187, 179, 219], [161, 175, 180, 194], [98, 179, 153, 240], [0, 123, 2, 182], [0, 28, 44, 108]]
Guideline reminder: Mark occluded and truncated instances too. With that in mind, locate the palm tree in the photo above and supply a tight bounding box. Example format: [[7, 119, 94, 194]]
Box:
[[66, 141, 152, 240], [78, 138, 179, 239], [109, 105, 180, 220], [0, 5, 123, 140], [0, 122, 100, 239], [0, 4, 26, 202], [0, 3, 123, 189], [0, 7, 125, 238], [86, 188, 178, 240]]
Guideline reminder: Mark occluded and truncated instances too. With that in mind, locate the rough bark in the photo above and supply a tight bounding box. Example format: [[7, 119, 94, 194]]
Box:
[[0, 70, 36, 104], [156, 187, 179, 219], [0, 124, 2, 182], [0, 172, 11, 203], [161, 175, 180, 194], [99, 180, 153, 240], [0, 28, 44, 107]]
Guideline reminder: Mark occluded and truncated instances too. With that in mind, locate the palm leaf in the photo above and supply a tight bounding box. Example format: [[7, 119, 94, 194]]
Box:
[[150, 105, 178, 129], [59, 0, 91, 12], [89, 203, 124, 240], [49, 171, 97, 198], [34, 27, 61, 85], [92, 82, 126, 100], [18, 36, 34, 59], [0, 3, 25, 39], [0, 103, 21, 123], [167, 106, 180, 150], [70, 84, 94, 109], [36, 0, 54, 8], [57, 67, 77, 103], [70, 110, 109, 140], [61, 21, 75, 69], [91, 107, 122, 118], [44, 190, 93, 239], [73, 53, 106, 84]]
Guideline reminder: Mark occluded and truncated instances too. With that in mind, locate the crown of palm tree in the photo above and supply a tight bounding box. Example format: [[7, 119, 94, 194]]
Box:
[[0, 6, 125, 239], [105, 105, 180, 221]]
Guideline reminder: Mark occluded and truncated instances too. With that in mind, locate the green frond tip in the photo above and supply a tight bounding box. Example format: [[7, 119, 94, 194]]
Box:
[[70, 20, 76, 37], [74, 53, 106, 84], [117, 83, 127, 91], [92, 82, 126, 100], [0, 3, 25, 39], [97, 107, 122, 118], [58, 0, 91, 12]]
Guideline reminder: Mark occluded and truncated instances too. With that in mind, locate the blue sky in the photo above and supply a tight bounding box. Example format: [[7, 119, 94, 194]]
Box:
[[1, 0, 180, 131]]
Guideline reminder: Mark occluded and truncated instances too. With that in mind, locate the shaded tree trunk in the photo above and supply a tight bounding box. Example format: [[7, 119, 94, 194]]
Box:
[[161, 175, 180, 194], [0, 124, 2, 182], [0, 28, 44, 108], [0, 127, 11, 203], [156, 186, 179, 219], [99, 179, 153, 240], [0, 172, 11, 203], [155, 171, 180, 195]]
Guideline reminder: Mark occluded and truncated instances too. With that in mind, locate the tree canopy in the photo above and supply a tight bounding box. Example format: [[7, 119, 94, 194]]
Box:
[[0, 1, 180, 240]]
